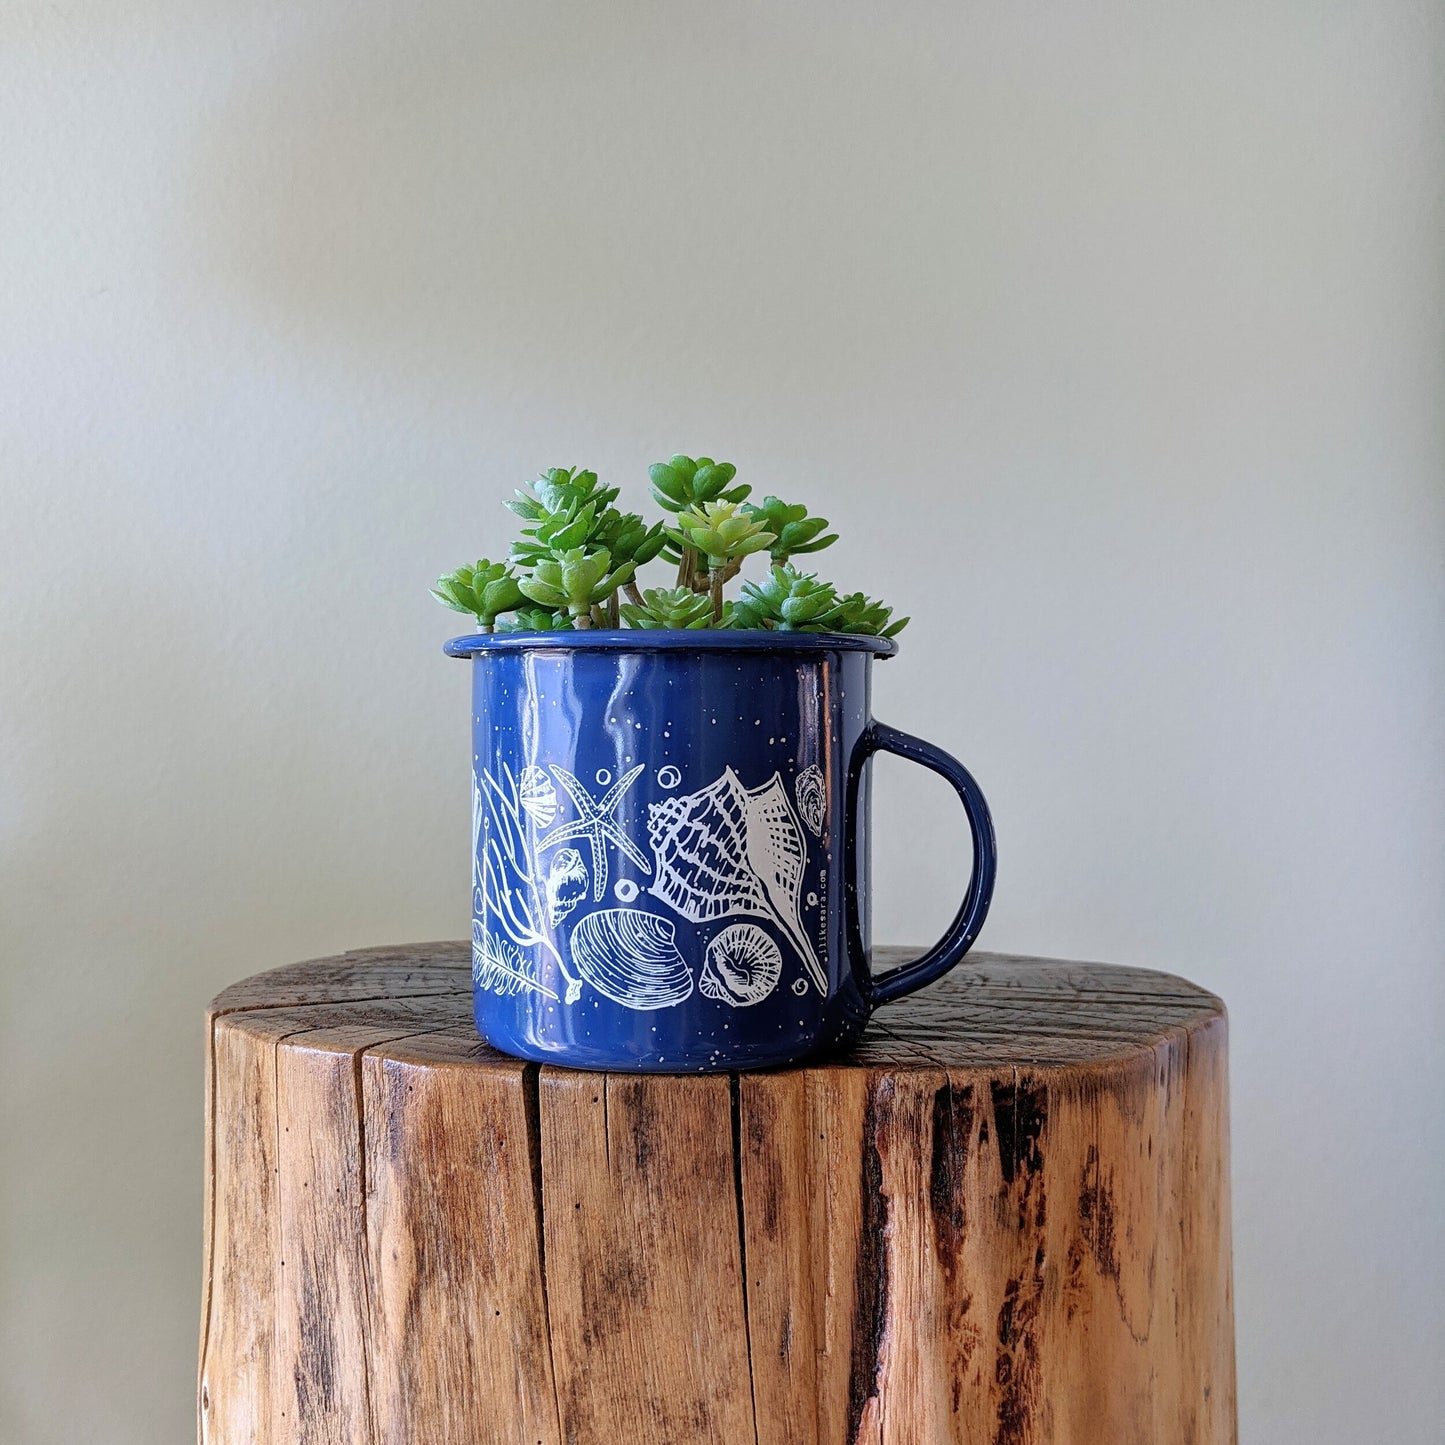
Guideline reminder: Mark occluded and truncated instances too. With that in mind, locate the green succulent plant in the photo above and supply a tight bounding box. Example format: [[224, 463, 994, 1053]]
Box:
[[433, 453, 904, 639], [618, 586, 719, 629], [431, 560, 526, 631], [517, 547, 636, 628], [816, 590, 909, 638], [506, 467, 619, 523], [741, 496, 837, 565], [495, 606, 574, 632], [669, 500, 774, 567], [666, 500, 775, 620], [731, 564, 840, 631], [647, 455, 749, 513], [596, 510, 670, 572]]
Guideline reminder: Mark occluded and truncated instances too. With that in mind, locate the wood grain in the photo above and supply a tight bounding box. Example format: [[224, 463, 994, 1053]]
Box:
[[200, 945, 1236, 1444]]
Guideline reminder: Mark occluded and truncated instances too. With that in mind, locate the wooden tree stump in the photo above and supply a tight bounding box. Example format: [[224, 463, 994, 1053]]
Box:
[[200, 945, 1235, 1445]]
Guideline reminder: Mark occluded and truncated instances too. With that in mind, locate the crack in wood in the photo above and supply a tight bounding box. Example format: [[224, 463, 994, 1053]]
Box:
[[523, 1064, 565, 1445], [846, 1076, 891, 1444], [729, 1075, 762, 1445]]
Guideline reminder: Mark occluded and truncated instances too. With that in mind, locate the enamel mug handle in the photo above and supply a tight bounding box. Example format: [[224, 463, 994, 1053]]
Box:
[[859, 722, 997, 1006]]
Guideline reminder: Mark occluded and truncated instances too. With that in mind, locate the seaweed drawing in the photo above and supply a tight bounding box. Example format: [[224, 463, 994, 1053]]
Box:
[[795, 764, 826, 837], [647, 768, 825, 993], [475, 765, 582, 1002], [538, 764, 652, 901], [472, 920, 559, 1000]]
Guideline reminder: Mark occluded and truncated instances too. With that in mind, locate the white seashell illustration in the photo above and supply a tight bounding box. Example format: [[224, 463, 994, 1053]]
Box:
[[569, 908, 694, 1010], [545, 847, 588, 924], [517, 765, 558, 828], [700, 924, 783, 1007], [795, 764, 826, 837], [647, 768, 825, 993]]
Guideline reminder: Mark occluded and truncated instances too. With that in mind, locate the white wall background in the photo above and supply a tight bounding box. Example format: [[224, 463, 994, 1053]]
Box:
[[2, 2, 1442, 1440]]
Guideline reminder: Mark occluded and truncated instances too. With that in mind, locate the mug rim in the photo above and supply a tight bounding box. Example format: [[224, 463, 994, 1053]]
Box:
[[443, 629, 898, 659]]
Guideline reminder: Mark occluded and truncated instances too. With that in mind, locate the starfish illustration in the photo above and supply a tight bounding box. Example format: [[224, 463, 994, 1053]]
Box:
[[539, 764, 653, 900]]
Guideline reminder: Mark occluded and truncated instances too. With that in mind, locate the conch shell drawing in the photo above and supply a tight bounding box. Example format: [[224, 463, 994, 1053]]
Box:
[[570, 908, 694, 1010], [700, 923, 782, 1007], [647, 768, 825, 993]]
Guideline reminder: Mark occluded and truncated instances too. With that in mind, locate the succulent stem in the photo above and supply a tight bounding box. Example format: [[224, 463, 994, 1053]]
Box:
[[709, 567, 725, 622], [678, 546, 702, 592]]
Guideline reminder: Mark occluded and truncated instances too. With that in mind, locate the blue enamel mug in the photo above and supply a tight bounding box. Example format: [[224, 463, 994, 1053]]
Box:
[[444, 630, 995, 1071]]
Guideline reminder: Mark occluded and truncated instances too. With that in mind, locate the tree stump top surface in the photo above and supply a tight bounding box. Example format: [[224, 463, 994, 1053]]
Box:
[[210, 943, 1222, 1071], [202, 945, 1234, 1444]]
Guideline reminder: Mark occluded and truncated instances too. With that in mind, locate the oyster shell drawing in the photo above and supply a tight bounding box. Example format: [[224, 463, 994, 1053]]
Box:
[[545, 847, 588, 924], [517, 765, 558, 828], [647, 768, 825, 993], [569, 908, 694, 1010], [795, 765, 825, 837], [700, 923, 783, 1007]]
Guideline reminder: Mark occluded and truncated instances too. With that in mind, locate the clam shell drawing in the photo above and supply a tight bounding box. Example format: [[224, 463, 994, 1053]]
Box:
[[569, 908, 694, 1010], [700, 924, 783, 1007], [517, 765, 558, 828], [646, 768, 825, 993], [545, 847, 588, 924], [795, 765, 825, 837]]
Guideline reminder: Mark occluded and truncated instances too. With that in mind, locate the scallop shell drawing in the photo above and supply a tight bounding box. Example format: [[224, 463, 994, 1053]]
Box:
[[545, 847, 588, 924], [700, 924, 783, 1007], [795, 765, 825, 837], [517, 765, 558, 828], [646, 768, 825, 993], [569, 908, 694, 1010]]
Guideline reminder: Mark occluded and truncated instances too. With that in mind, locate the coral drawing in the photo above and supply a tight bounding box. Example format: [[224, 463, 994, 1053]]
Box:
[[795, 764, 825, 837], [517, 764, 558, 828], [647, 768, 825, 993], [545, 847, 588, 924], [569, 908, 694, 1010], [474, 766, 581, 1002], [699, 923, 783, 1007], [540, 764, 652, 900], [472, 920, 558, 1001]]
